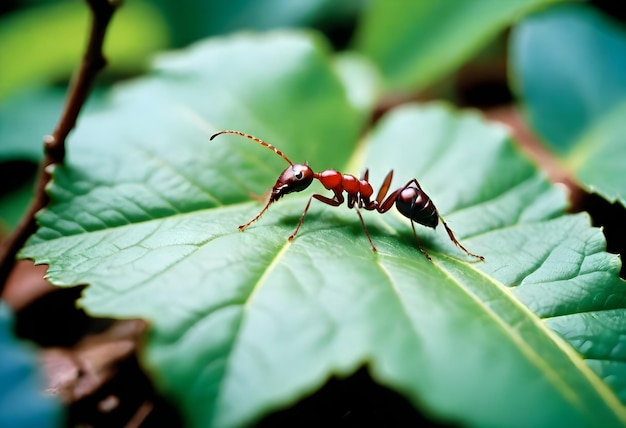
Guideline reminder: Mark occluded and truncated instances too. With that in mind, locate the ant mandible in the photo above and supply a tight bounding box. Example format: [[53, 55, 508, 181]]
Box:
[[210, 130, 484, 261]]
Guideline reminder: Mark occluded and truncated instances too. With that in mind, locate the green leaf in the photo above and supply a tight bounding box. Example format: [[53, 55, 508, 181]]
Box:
[[510, 4, 626, 206], [21, 32, 626, 427], [353, 0, 563, 92], [0, 0, 168, 100], [0, 302, 64, 427]]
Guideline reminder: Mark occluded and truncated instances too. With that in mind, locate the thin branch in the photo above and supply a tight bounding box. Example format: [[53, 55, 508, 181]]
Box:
[[0, 0, 119, 291]]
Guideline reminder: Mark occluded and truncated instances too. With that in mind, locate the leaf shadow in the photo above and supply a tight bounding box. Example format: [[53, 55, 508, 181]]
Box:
[[257, 366, 458, 427]]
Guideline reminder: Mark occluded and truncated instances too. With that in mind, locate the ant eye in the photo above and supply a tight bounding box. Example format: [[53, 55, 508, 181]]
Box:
[[294, 171, 304, 180]]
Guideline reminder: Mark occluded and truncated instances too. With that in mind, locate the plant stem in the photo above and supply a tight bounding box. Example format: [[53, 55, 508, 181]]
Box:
[[0, 0, 119, 291]]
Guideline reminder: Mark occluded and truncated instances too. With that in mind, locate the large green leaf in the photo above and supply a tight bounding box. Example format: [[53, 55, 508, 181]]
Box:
[[510, 4, 626, 206], [352, 0, 562, 92], [20, 32, 626, 427]]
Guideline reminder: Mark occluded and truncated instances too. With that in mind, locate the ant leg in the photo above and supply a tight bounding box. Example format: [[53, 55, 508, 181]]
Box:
[[293, 192, 377, 251], [376, 170, 394, 205], [354, 206, 377, 252], [289, 192, 342, 241], [409, 219, 432, 261], [239, 198, 273, 231], [439, 216, 485, 261]]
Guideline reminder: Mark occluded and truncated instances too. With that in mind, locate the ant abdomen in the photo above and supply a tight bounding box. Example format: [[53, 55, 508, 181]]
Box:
[[395, 185, 439, 229]]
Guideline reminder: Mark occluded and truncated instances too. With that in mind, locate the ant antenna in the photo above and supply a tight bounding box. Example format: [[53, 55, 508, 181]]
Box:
[[210, 130, 293, 165]]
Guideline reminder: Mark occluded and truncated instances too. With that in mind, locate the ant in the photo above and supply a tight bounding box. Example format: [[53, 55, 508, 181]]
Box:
[[210, 130, 484, 261]]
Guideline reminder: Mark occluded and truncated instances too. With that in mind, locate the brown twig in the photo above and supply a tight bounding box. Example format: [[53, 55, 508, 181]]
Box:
[[0, 0, 119, 291]]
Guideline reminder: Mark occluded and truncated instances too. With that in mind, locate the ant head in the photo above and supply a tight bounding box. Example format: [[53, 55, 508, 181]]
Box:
[[210, 130, 314, 202], [271, 164, 315, 202]]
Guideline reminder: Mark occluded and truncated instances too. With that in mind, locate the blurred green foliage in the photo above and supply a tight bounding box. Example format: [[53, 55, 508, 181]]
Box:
[[149, 0, 366, 48], [511, 3, 626, 206], [0, 0, 168, 100], [353, 0, 562, 92]]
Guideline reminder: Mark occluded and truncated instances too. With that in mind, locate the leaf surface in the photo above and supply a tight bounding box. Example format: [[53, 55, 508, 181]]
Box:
[[511, 4, 626, 206], [20, 32, 626, 427]]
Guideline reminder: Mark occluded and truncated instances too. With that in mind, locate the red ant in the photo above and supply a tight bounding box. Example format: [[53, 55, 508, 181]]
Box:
[[210, 130, 484, 261]]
